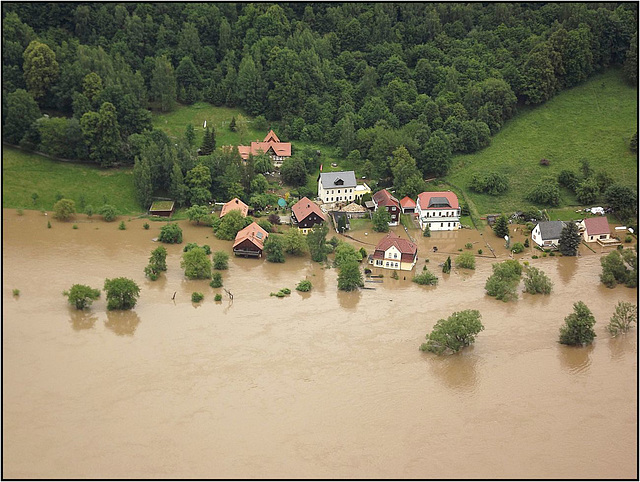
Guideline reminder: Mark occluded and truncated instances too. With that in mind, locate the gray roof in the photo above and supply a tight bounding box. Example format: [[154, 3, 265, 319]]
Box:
[[537, 221, 566, 240], [428, 196, 451, 208], [319, 171, 357, 189]]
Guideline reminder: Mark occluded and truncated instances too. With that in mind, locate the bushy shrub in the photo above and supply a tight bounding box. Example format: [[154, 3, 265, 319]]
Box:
[[159, 223, 183, 243], [477, 249, 483, 254], [296, 280, 312, 292], [118, 221, 126, 230], [413, 269, 438, 285], [99, 204, 117, 222], [523, 266, 553, 294], [465, 243, 473, 250], [469, 172, 509, 195], [485, 260, 522, 301], [211, 251, 229, 270], [526, 178, 561, 206], [420, 310, 484, 355], [191, 292, 204, 303], [143, 222, 150, 230], [63, 284, 100, 309], [606, 301, 637, 337], [53, 198, 75, 221], [511, 242, 525, 253], [210, 272, 223, 288], [455, 252, 476, 269], [214, 294, 222, 302]]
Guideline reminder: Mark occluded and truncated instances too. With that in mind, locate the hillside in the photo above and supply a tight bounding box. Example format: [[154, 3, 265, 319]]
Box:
[[446, 69, 638, 217]]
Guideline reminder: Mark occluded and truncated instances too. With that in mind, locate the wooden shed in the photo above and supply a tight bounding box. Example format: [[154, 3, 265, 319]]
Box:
[[149, 201, 175, 217]]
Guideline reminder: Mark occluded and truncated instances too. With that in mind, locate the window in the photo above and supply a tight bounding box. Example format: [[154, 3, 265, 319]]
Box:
[[599, 235, 607, 239], [395, 262, 399, 268], [448, 223, 451, 227], [394, 253, 398, 258], [441, 223, 444, 227], [337, 190, 340, 193], [385, 261, 390, 267]]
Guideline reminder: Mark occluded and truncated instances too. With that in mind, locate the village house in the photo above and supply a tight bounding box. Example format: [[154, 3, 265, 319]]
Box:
[[369, 232, 418, 271], [317, 171, 358, 204], [579, 217, 611, 243], [416, 191, 461, 231], [148, 200, 175, 217], [220, 198, 249, 218], [236, 130, 292, 167], [531, 221, 566, 249], [291, 197, 326, 234], [232, 222, 269, 258], [399, 196, 416, 214], [372, 189, 401, 226]]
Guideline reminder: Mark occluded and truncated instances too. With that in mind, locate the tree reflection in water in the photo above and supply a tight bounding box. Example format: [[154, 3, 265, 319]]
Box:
[[104, 310, 141, 336], [68, 308, 98, 331], [557, 344, 594, 375], [427, 348, 479, 394], [337, 290, 361, 311]]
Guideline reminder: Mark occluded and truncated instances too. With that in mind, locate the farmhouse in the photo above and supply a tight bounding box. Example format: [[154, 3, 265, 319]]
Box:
[[236, 130, 292, 167], [531, 221, 566, 249], [220, 198, 249, 218], [369, 232, 418, 271], [233, 222, 269, 258], [372, 189, 400, 226], [317, 171, 358, 204], [416, 191, 460, 231], [579, 217, 611, 243], [291, 197, 326, 234]]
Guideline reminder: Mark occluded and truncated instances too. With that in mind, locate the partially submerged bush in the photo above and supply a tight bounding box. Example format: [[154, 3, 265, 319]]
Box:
[[523, 266, 553, 294], [210, 272, 223, 288], [511, 242, 525, 253], [296, 280, 312, 292], [158, 223, 183, 244], [455, 252, 476, 270], [420, 310, 484, 355], [485, 260, 522, 301], [606, 301, 637, 337], [191, 292, 204, 303], [413, 268, 438, 285]]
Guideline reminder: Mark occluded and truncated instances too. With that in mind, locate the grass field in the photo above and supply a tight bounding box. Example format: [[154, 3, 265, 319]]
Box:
[[2, 147, 140, 214], [446, 69, 637, 217]]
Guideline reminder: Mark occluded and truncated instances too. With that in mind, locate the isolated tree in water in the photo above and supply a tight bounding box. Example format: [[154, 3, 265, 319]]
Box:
[[63, 284, 100, 310], [104, 277, 140, 310], [559, 301, 596, 346], [420, 310, 484, 355]]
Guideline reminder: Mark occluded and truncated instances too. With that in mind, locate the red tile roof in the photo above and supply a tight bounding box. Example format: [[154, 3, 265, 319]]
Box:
[[235, 131, 291, 160], [373, 232, 417, 257], [291, 197, 326, 222], [373, 189, 400, 208], [399, 196, 416, 208], [233, 222, 269, 250], [417, 191, 459, 210], [583, 217, 610, 235], [220, 198, 249, 218]]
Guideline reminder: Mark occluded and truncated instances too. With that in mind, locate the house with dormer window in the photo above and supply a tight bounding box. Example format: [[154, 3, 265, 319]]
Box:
[[317, 171, 357, 204], [235, 130, 292, 167], [369, 232, 418, 271], [416, 191, 461, 231]]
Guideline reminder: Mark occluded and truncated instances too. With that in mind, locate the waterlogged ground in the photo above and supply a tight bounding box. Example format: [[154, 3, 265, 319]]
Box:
[[2, 209, 637, 479]]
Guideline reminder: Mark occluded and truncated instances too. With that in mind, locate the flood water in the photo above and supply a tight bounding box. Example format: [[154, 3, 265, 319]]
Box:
[[2, 209, 637, 479]]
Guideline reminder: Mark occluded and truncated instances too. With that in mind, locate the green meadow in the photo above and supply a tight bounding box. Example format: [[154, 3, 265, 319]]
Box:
[[2, 147, 139, 214], [446, 69, 638, 217]]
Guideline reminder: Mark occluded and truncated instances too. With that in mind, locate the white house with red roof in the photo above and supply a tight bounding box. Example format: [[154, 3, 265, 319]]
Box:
[[372, 189, 401, 226], [416, 191, 461, 231], [369, 232, 418, 271], [579, 217, 611, 242], [236, 130, 291, 166]]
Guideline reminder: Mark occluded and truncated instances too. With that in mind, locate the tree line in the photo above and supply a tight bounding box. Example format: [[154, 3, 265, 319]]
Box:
[[3, 3, 637, 182]]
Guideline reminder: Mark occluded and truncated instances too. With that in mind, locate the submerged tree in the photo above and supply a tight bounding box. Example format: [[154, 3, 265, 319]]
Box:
[[606, 301, 637, 337], [63, 284, 100, 310], [104, 277, 140, 310], [420, 309, 484, 355], [558, 222, 581, 256], [337, 261, 364, 291], [559, 301, 596, 346]]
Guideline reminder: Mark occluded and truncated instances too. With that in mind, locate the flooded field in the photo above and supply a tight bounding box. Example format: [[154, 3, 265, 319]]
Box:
[[2, 209, 637, 479]]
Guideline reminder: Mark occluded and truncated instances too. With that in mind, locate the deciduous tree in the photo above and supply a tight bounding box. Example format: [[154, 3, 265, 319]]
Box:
[[181, 247, 212, 279], [420, 310, 484, 354], [104, 277, 140, 310], [63, 284, 101, 309], [559, 301, 596, 346]]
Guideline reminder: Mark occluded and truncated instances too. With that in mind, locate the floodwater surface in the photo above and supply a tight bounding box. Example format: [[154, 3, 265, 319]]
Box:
[[2, 209, 637, 479]]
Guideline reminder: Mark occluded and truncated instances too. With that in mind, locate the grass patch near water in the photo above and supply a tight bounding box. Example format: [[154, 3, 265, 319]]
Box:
[[2, 146, 140, 214]]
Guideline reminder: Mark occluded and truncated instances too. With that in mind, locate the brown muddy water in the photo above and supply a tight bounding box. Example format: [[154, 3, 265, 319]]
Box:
[[2, 209, 637, 479]]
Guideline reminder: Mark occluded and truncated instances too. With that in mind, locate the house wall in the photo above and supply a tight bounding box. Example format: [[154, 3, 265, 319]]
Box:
[[318, 180, 356, 204], [416, 200, 460, 231], [233, 239, 262, 257]]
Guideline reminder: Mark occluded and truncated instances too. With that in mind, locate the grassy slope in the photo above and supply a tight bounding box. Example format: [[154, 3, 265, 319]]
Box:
[[2, 147, 139, 214], [446, 69, 638, 217]]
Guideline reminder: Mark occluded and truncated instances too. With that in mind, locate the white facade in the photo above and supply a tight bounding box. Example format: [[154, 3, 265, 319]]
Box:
[[318, 183, 356, 204], [369, 245, 417, 271], [416, 205, 460, 231], [318, 172, 358, 204]]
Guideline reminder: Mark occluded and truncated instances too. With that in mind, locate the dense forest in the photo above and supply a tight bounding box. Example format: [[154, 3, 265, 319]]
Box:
[[2, 2, 638, 208]]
